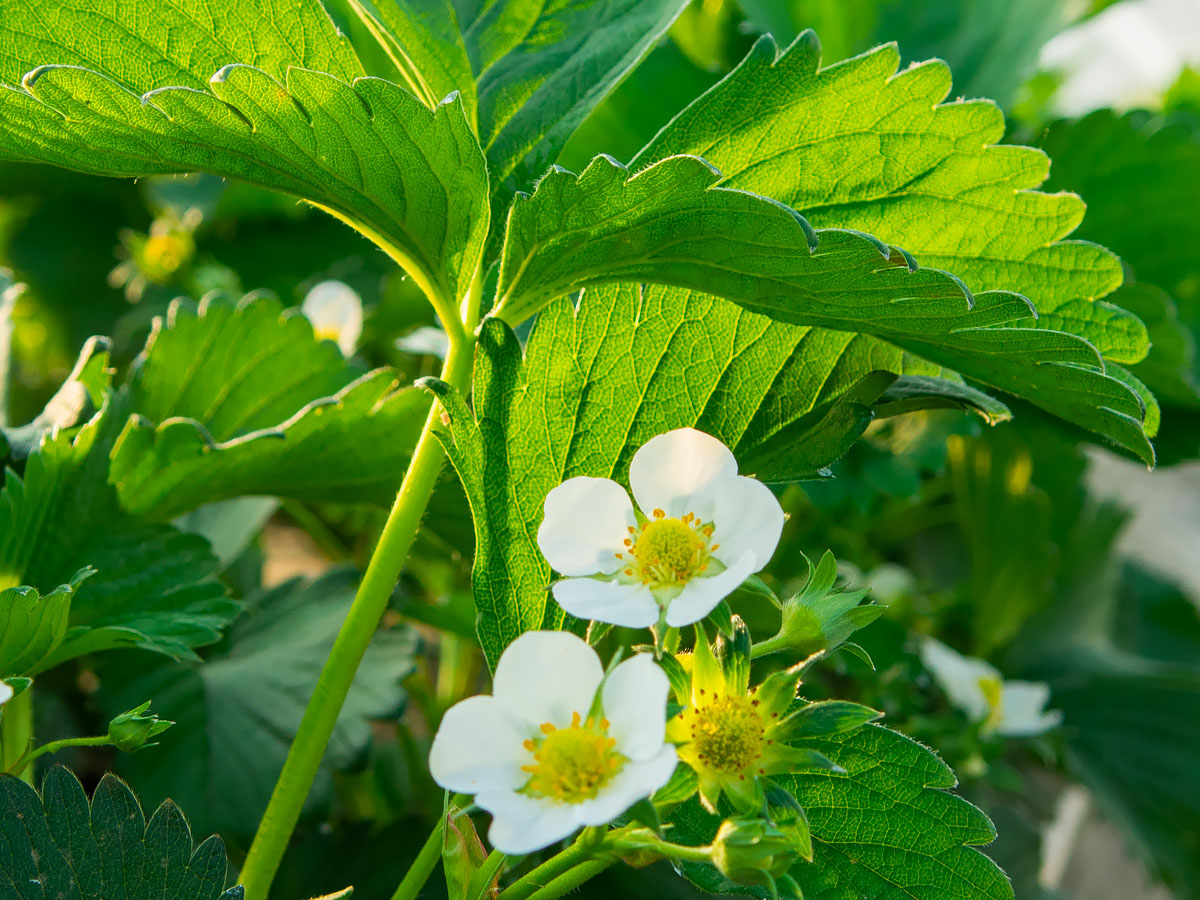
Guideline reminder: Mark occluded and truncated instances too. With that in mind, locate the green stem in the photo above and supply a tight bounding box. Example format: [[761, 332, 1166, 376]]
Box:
[[240, 333, 474, 900], [523, 859, 612, 900], [497, 834, 598, 900], [750, 633, 788, 660], [5, 733, 111, 778], [390, 818, 445, 900], [1, 687, 34, 785]]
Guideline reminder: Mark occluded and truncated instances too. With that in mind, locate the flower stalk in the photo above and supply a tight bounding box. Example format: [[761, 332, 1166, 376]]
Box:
[[240, 286, 477, 900]]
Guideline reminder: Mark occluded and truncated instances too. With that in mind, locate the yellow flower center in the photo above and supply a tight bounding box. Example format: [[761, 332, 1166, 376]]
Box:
[[617, 509, 717, 588], [684, 694, 765, 774], [313, 325, 343, 344], [979, 674, 1004, 733], [521, 712, 626, 802], [142, 233, 189, 278]]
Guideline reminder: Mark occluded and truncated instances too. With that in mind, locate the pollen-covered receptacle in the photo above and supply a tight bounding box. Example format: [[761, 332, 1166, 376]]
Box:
[[682, 695, 765, 774], [536, 428, 785, 629], [521, 711, 627, 802], [428, 632, 677, 854]]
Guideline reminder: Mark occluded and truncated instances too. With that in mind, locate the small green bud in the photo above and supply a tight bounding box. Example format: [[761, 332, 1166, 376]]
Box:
[[108, 701, 173, 752], [762, 551, 883, 659], [711, 817, 800, 894]]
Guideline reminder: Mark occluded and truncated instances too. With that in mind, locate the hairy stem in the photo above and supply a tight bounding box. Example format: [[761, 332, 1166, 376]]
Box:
[[523, 859, 612, 900], [240, 330, 474, 900], [5, 733, 111, 778], [390, 817, 446, 900], [1, 687, 34, 785], [497, 829, 605, 900]]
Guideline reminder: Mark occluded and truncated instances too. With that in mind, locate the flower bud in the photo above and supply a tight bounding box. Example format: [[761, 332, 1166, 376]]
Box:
[[711, 817, 799, 891], [108, 701, 173, 752], [765, 551, 883, 658]]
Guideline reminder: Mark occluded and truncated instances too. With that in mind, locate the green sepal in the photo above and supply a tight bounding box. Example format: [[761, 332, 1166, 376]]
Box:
[[778, 700, 882, 740]]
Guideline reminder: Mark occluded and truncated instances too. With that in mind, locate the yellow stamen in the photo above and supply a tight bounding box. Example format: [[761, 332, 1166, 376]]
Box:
[[522, 712, 627, 803]]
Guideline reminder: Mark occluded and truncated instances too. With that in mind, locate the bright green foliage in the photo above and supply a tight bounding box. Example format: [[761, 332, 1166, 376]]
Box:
[[109, 294, 428, 520], [459, 0, 687, 197], [630, 33, 1153, 460], [0, 568, 88, 676], [437, 283, 1008, 664], [1050, 663, 1200, 898], [0, 411, 236, 662], [0, 766, 243, 900], [1042, 111, 1200, 416], [671, 724, 1012, 900], [739, 0, 1075, 107], [97, 569, 415, 840], [350, 0, 479, 121], [0, 0, 489, 307]]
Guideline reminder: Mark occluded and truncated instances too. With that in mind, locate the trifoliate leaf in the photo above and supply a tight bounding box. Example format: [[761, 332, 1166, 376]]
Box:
[[630, 33, 1154, 461], [0, 567, 89, 677], [0, 765, 241, 900], [460, 0, 687, 199], [1, 405, 237, 663], [96, 568, 416, 841], [670, 724, 1012, 900], [435, 282, 965, 665], [0, 0, 489, 308], [109, 294, 429, 520]]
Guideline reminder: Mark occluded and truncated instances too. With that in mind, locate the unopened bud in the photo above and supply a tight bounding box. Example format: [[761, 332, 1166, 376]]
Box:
[[108, 701, 173, 752], [711, 817, 798, 891]]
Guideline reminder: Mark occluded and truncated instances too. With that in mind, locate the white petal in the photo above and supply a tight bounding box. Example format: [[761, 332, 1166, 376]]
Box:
[[394, 325, 449, 359], [537, 477, 635, 577], [302, 280, 363, 357], [0, 681, 12, 706], [664, 551, 758, 627], [428, 695, 529, 793], [602, 654, 669, 760], [477, 790, 583, 855], [575, 745, 678, 826], [551, 578, 659, 628], [493, 631, 604, 732], [709, 476, 784, 570], [629, 428, 737, 519], [920, 638, 996, 723], [997, 681, 1063, 737]]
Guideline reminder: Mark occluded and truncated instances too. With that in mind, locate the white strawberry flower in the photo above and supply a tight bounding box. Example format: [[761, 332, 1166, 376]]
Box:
[[536, 428, 785, 628], [920, 638, 1062, 738], [429, 631, 677, 855], [302, 279, 363, 357], [0, 680, 12, 706]]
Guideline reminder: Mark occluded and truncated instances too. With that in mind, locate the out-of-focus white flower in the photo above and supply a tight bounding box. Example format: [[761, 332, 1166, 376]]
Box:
[[1040, 0, 1200, 115], [394, 325, 449, 359], [536, 428, 784, 629], [0, 680, 12, 707], [302, 280, 363, 357], [429, 631, 677, 854], [920, 638, 1062, 738]]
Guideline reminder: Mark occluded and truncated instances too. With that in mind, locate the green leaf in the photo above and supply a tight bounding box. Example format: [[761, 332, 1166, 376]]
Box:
[[0, 568, 89, 676], [670, 724, 1012, 900], [1, 406, 237, 663], [740, 0, 1077, 107], [623, 33, 1153, 461], [0, 0, 489, 309], [96, 568, 416, 841], [435, 282, 950, 664], [348, 0, 478, 123], [1041, 111, 1200, 419], [109, 294, 429, 520], [1049, 661, 1200, 898], [460, 0, 687, 197], [0, 765, 241, 900]]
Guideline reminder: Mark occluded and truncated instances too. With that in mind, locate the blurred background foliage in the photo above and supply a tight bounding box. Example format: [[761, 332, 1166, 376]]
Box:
[[3, 1, 1199, 898]]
